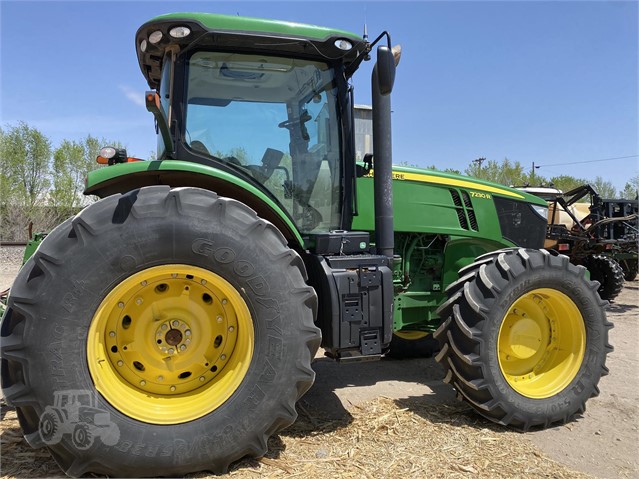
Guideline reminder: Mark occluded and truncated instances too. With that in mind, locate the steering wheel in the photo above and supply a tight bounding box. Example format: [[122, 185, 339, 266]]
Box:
[[278, 111, 312, 130], [278, 118, 298, 129]]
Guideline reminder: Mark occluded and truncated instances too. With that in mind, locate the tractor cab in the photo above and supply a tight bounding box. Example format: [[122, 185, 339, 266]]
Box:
[[135, 13, 393, 236]]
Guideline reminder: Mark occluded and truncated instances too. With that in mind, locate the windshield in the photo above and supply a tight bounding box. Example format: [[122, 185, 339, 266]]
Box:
[[185, 51, 342, 233]]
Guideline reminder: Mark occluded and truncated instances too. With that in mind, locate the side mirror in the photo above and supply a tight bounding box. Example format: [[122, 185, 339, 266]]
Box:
[[376, 46, 396, 95]]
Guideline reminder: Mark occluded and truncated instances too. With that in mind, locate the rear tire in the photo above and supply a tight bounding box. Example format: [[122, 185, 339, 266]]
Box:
[[434, 248, 612, 430], [1, 186, 320, 477], [585, 255, 625, 300]]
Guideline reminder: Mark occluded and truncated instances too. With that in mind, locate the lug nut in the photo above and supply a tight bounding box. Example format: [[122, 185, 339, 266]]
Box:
[[109, 331, 116, 337], [141, 280, 147, 286], [168, 348, 175, 354], [170, 385, 176, 392], [172, 320, 179, 327], [201, 279, 207, 285], [136, 297, 143, 305], [216, 316, 223, 323], [117, 360, 124, 367], [180, 345, 186, 351], [118, 302, 124, 308], [220, 354, 227, 360], [228, 326, 234, 332], [140, 380, 146, 386], [199, 376, 205, 382]]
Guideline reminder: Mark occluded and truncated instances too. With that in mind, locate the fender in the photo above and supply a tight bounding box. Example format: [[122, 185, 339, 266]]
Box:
[[85, 160, 304, 247], [441, 236, 516, 289]]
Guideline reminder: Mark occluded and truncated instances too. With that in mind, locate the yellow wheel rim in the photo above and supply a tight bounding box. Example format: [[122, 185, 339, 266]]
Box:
[[497, 288, 585, 399], [394, 330, 429, 340], [87, 265, 254, 424]]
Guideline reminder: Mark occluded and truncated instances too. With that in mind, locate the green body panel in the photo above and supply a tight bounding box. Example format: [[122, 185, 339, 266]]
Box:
[[149, 12, 362, 42], [353, 165, 545, 236], [22, 232, 48, 265], [353, 165, 546, 333], [85, 160, 304, 246]]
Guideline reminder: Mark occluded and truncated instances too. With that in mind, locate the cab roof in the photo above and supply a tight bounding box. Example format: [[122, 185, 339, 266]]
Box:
[[136, 12, 367, 89]]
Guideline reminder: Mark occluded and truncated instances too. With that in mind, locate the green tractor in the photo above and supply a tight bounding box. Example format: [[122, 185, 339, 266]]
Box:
[[1, 13, 612, 477]]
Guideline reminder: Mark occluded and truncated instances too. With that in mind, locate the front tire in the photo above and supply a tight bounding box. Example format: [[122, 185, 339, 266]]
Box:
[[434, 248, 612, 430], [1, 186, 320, 477]]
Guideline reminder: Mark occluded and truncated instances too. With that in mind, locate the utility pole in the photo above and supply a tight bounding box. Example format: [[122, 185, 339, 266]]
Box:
[[531, 161, 540, 184], [473, 157, 486, 174]]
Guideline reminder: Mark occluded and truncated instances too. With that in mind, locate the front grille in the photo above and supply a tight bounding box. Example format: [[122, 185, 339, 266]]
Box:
[[462, 191, 478, 230], [494, 197, 546, 248], [450, 189, 477, 231]]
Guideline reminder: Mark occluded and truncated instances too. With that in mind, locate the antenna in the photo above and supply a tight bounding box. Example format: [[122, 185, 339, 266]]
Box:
[[363, 19, 368, 41]]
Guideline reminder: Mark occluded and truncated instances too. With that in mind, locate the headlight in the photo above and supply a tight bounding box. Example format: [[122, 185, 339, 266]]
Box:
[[169, 26, 191, 39], [149, 30, 163, 44], [334, 39, 353, 51], [99, 147, 116, 159], [530, 204, 549, 221]]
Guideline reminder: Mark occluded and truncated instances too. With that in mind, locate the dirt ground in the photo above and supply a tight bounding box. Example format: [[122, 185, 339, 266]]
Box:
[[303, 280, 639, 479], [1, 245, 637, 478]]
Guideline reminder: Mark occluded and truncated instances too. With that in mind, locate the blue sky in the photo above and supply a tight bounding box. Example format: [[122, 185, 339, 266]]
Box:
[[1, 1, 637, 191]]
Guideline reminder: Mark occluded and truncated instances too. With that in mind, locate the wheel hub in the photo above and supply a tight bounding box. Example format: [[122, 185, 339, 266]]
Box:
[[497, 288, 586, 399], [507, 316, 542, 359], [87, 264, 254, 424], [164, 328, 183, 346]]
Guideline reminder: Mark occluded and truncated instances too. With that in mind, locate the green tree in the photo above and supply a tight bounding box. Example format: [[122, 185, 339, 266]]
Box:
[[465, 158, 534, 187], [621, 174, 639, 199], [591, 176, 617, 199], [0, 121, 51, 209], [50, 135, 104, 212], [424, 164, 462, 175], [0, 122, 53, 241], [548, 175, 589, 194]]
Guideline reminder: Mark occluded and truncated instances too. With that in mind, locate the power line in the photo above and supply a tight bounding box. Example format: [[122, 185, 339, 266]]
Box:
[[537, 155, 639, 168]]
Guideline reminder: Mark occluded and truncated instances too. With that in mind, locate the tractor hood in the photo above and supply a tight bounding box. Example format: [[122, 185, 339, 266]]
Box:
[[389, 165, 548, 205]]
